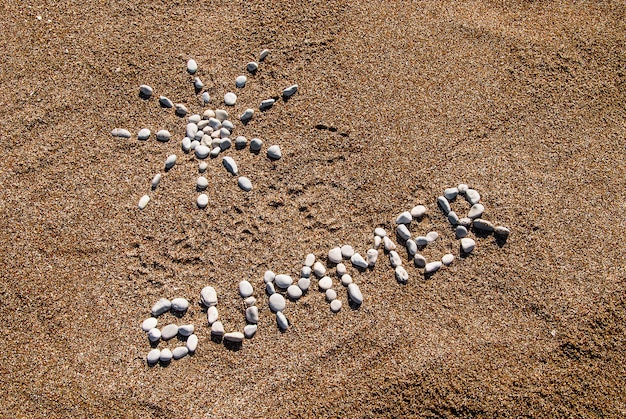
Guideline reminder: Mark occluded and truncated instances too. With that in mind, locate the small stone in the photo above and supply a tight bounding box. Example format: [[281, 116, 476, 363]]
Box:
[[138, 195, 150, 210], [165, 154, 177, 169], [406, 239, 417, 256], [224, 92, 237, 106], [259, 49, 270, 61], [437, 196, 451, 214], [415, 236, 428, 246], [383, 236, 396, 251], [187, 59, 198, 74], [444, 188, 459, 200], [287, 285, 303, 300], [219, 129, 231, 140], [250, 138, 263, 152], [298, 277, 311, 291], [426, 231, 439, 243], [366, 249, 378, 266], [239, 280, 254, 297], [330, 299, 342, 312], [171, 297, 189, 312], [238, 177, 252, 192], [425, 261, 442, 274], [374, 236, 382, 249], [442, 254, 454, 266], [156, 130, 171, 142], [395, 266, 409, 283], [139, 85, 153, 98], [325, 289, 337, 302], [347, 283, 363, 305], [147, 328, 161, 342], [274, 274, 293, 289], [341, 274, 353, 286], [265, 282, 275, 295], [142, 317, 158, 332], [197, 176, 209, 190], [397, 224, 411, 240], [147, 348, 160, 364], [473, 219, 495, 232], [336, 263, 346, 276], [197, 194, 209, 208], [151, 298, 171, 316], [282, 84, 298, 97], [313, 261, 326, 277], [374, 227, 387, 237], [159, 96, 173, 108], [340, 245, 355, 259], [414, 254, 426, 268], [159, 348, 173, 363], [203, 109, 215, 119], [194, 77, 204, 90], [260, 98, 275, 110], [240, 108, 254, 122], [244, 297, 257, 307], [201, 92, 210, 104], [182, 137, 192, 152], [267, 145, 282, 160], [276, 312, 288, 330], [318, 276, 333, 291], [396, 211, 412, 224], [222, 156, 238, 175], [246, 306, 259, 324], [111, 128, 131, 138], [468, 204, 485, 219], [161, 324, 179, 340], [495, 226, 511, 238], [264, 270, 276, 283], [410, 205, 427, 218], [465, 189, 481, 205], [210, 147, 221, 158], [389, 251, 402, 268], [268, 293, 286, 312], [175, 104, 188, 117], [186, 123, 198, 139], [138, 128, 151, 140], [235, 136, 248, 149], [200, 286, 217, 307], [211, 321, 224, 336], [447, 211, 460, 226], [328, 247, 342, 264], [350, 253, 368, 269], [235, 75, 247, 88], [247, 62, 259, 72], [172, 346, 189, 360], [186, 334, 198, 352], [460, 237, 476, 253], [455, 225, 468, 238], [178, 324, 194, 337], [304, 254, 316, 267], [224, 332, 244, 343], [458, 183, 469, 194], [244, 325, 257, 339], [458, 217, 472, 227], [215, 109, 228, 121], [302, 266, 312, 277]]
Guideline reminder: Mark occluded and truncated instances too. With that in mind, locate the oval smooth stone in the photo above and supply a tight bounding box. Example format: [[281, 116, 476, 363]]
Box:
[[211, 321, 225, 336], [201, 286, 217, 307], [259, 98, 275, 110], [246, 306, 259, 324], [374, 227, 387, 237], [437, 196, 451, 214], [415, 236, 428, 246], [199, 162, 208, 172], [197, 176, 208, 190], [347, 283, 363, 305], [178, 324, 194, 337], [142, 317, 158, 332], [330, 299, 342, 312], [159, 96, 173, 108], [298, 277, 311, 291], [264, 270, 276, 283], [207, 306, 218, 325], [171, 297, 189, 312], [396, 211, 412, 224], [138, 195, 150, 210], [238, 177, 252, 192], [325, 289, 337, 302], [473, 219, 495, 232], [161, 324, 179, 340], [287, 285, 303, 299], [240, 108, 254, 122], [244, 296, 257, 307], [175, 104, 188, 116], [458, 183, 469, 194], [239, 280, 254, 297], [444, 187, 459, 200], [328, 247, 342, 264], [165, 154, 177, 169], [460, 238, 476, 253], [424, 261, 442, 274], [366, 249, 378, 266], [215, 109, 228, 121], [397, 224, 411, 240], [465, 189, 481, 205], [455, 225, 468, 238], [186, 123, 198, 139], [282, 84, 298, 97], [224, 92, 237, 106], [276, 312, 288, 330], [186, 334, 198, 352], [301, 266, 312, 277], [442, 254, 454, 266], [350, 253, 368, 269], [182, 137, 192, 152], [139, 85, 153, 98], [383, 236, 396, 251], [458, 217, 472, 227], [304, 254, 316, 267], [172, 346, 189, 360], [340, 245, 354, 258], [148, 328, 161, 342], [318, 276, 333, 291], [268, 293, 286, 312], [224, 332, 244, 343], [336, 263, 346, 276], [426, 231, 439, 242], [410, 205, 426, 218], [374, 236, 382, 249], [201, 92, 210, 104], [414, 254, 426, 268], [274, 274, 292, 289], [195, 145, 210, 159], [197, 194, 209, 208], [244, 324, 257, 339], [389, 251, 402, 268], [138, 128, 151, 140], [259, 49, 270, 60], [236, 75, 247, 88], [341, 274, 353, 286], [159, 348, 172, 362], [210, 147, 221, 157], [495, 226, 511, 238], [313, 262, 326, 277], [187, 59, 198, 74], [468, 204, 485, 219], [235, 136, 248, 149], [194, 77, 204, 90], [266, 282, 276, 295], [147, 348, 160, 364], [447, 211, 460, 226], [156, 130, 171, 142], [406, 239, 417, 256], [395, 266, 409, 283], [247, 62, 259, 72], [222, 156, 238, 175], [250, 138, 263, 152], [151, 298, 171, 316], [267, 145, 282, 160]]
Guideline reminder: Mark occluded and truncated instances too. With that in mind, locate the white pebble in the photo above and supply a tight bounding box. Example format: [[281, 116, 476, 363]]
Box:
[[268, 293, 286, 312], [395, 266, 409, 283], [201, 92, 210, 104], [455, 225, 468, 238], [397, 224, 411, 240], [415, 236, 428, 246], [199, 162, 208, 172], [424, 261, 442, 274], [276, 311, 288, 330], [259, 49, 269, 61], [159, 96, 173, 108], [203, 109, 215, 119], [347, 283, 363, 305], [325, 289, 337, 302], [414, 254, 426, 268], [366, 249, 378, 266], [447, 211, 460, 225], [239, 280, 254, 297], [340, 245, 354, 258], [197, 176, 208, 190], [437, 196, 451, 214], [222, 156, 238, 175], [156, 130, 171, 142], [151, 298, 171, 316], [197, 194, 209, 208], [465, 189, 481, 205], [341, 274, 353, 286], [406, 239, 417, 256], [267, 145, 282, 160], [139, 85, 153, 98], [264, 271, 275, 283], [383, 236, 396, 251], [374, 227, 387, 237], [235, 75, 247, 88], [224, 92, 237, 106], [468, 203, 485, 219], [458, 217, 472, 227], [444, 187, 459, 200], [244, 325, 257, 339], [159, 348, 173, 362], [148, 328, 161, 342], [240, 108, 254, 122], [172, 346, 189, 360], [287, 285, 303, 299], [178, 324, 194, 337], [426, 231, 439, 242], [194, 77, 204, 90], [458, 183, 469, 194], [200, 286, 217, 307], [147, 348, 160, 364], [175, 104, 188, 117], [215, 109, 228, 121], [304, 254, 316, 267], [138, 128, 151, 140], [165, 154, 177, 169], [410, 205, 427, 218], [187, 59, 198, 74], [328, 247, 343, 264], [207, 306, 219, 324], [111, 128, 131, 138], [350, 253, 368, 269], [301, 266, 312, 277], [260, 98, 275, 110], [235, 136, 248, 149], [244, 296, 257, 307], [374, 236, 382, 249], [186, 334, 198, 352], [250, 138, 263, 152], [246, 306, 259, 324], [182, 137, 192, 152], [330, 299, 342, 312], [238, 177, 252, 192], [161, 324, 179, 340], [389, 251, 402, 268], [282, 84, 298, 97], [247, 62, 259, 72], [210, 147, 221, 158], [473, 219, 494, 232], [224, 332, 244, 343], [141, 317, 158, 332], [442, 254, 454, 266], [211, 321, 224, 336], [336, 263, 346, 276], [274, 274, 293, 289], [313, 261, 326, 277], [171, 297, 189, 312], [138, 195, 150, 210], [318, 276, 333, 290], [298, 277, 311, 291], [461, 238, 476, 253], [396, 211, 412, 224]]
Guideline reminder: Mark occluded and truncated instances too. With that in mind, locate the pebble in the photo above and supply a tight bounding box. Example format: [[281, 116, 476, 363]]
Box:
[[224, 92, 237, 106], [458, 217, 472, 227], [410, 205, 427, 218], [328, 247, 342, 264], [138, 195, 150, 210], [224, 332, 244, 343], [276, 312, 288, 330], [156, 130, 171, 142], [165, 154, 177, 169], [383, 236, 396, 251], [426, 231, 439, 243], [350, 253, 368, 269], [194, 77, 204, 90], [197, 176, 208, 190], [442, 254, 454, 266], [455, 225, 468, 238], [235, 75, 247, 88], [444, 188, 459, 200], [264, 270, 276, 283], [239, 280, 254, 297], [200, 286, 217, 307], [244, 324, 257, 339], [211, 321, 225, 336], [397, 224, 411, 240], [182, 137, 192, 152], [159, 96, 173, 108], [304, 254, 316, 267], [437, 196, 451, 214], [147, 348, 160, 364], [447, 211, 460, 225], [298, 277, 311, 291], [495, 226, 510, 238], [406, 239, 417, 255], [159, 348, 173, 363], [148, 328, 161, 342], [187, 59, 198, 74], [473, 219, 495, 232], [151, 298, 171, 316], [460, 237, 476, 253], [201, 92, 210, 104], [318, 276, 333, 291], [259, 49, 269, 61], [246, 306, 259, 324], [415, 236, 428, 246], [111, 128, 131, 138], [171, 297, 189, 312], [238, 176, 252, 191], [202, 109, 215, 119], [161, 324, 179, 340], [247, 62, 259, 72], [175, 104, 188, 117], [268, 293, 286, 312], [244, 297, 257, 307], [287, 285, 303, 299], [374, 236, 382, 249], [222, 156, 238, 175], [424, 261, 442, 274], [302, 266, 312, 277], [389, 251, 402, 267], [250, 138, 263, 152], [220, 128, 231, 140], [265, 282, 275, 295], [172, 346, 189, 360], [274, 274, 293, 289], [374, 227, 387, 237], [313, 261, 326, 277], [458, 183, 469, 194], [215, 109, 228, 121], [186, 334, 198, 352], [235, 136, 248, 149], [336, 263, 346, 276], [178, 324, 194, 337], [395, 266, 409, 283], [210, 147, 221, 158], [240, 108, 254, 122], [138, 128, 151, 140], [142, 317, 158, 332], [468, 204, 485, 219], [347, 283, 363, 305], [325, 289, 337, 302], [282, 84, 298, 97], [199, 162, 208, 172], [465, 189, 481, 205], [267, 145, 282, 160], [139, 85, 153, 98], [330, 299, 342, 312], [341, 245, 355, 259], [341, 274, 353, 286], [186, 123, 198, 139], [414, 254, 426, 268], [197, 194, 209, 208], [260, 98, 275, 110], [396, 211, 412, 224], [366, 249, 378, 266]]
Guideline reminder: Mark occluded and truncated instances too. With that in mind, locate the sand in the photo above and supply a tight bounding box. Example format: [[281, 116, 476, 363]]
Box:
[[1, 0, 624, 417]]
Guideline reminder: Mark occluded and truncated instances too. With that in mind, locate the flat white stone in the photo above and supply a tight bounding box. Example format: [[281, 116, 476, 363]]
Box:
[[447, 211, 460, 226], [495, 226, 511, 237], [224, 332, 244, 343], [282, 84, 298, 97], [148, 328, 161, 342], [336, 263, 347, 276], [347, 283, 363, 305], [340, 245, 355, 259], [458, 217, 472, 227], [194, 77, 204, 90], [208, 118, 221, 130], [182, 137, 192, 152], [186, 123, 198, 139], [351, 253, 368, 269], [395, 266, 409, 283], [187, 59, 198, 74], [442, 254, 454, 266], [414, 254, 426, 268], [374, 227, 387, 237], [239, 280, 254, 297], [305, 254, 316, 266], [266, 282, 276, 295], [247, 62, 259, 72], [211, 321, 224, 336], [465, 189, 481, 205], [473, 219, 495, 232], [235, 136, 248, 149], [219, 129, 231, 140], [267, 145, 282, 160], [268, 293, 286, 312], [171, 297, 189, 312], [147, 348, 160, 364], [426, 231, 439, 243], [215, 109, 228, 121], [238, 177, 252, 191], [444, 187, 459, 200], [366, 249, 378, 266], [142, 317, 158, 332], [397, 224, 411, 240], [224, 92, 237, 106], [165, 154, 177, 169], [151, 298, 171, 316], [330, 299, 342, 312], [175, 104, 188, 117], [383, 236, 396, 251], [159, 348, 172, 362], [156, 130, 171, 142], [197, 194, 209, 208], [264, 270, 276, 283], [178, 324, 194, 337], [424, 261, 442, 274], [461, 238, 476, 253], [189, 113, 201, 123], [301, 266, 311, 277], [138, 128, 151, 140], [318, 276, 333, 290], [260, 98, 275, 110], [458, 184, 469, 194], [274, 274, 293, 289], [244, 324, 257, 339], [287, 285, 303, 299], [259, 49, 269, 61], [389, 251, 402, 268], [250, 138, 263, 152], [298, 277, 311, 291], [328, 247, 342, 264], [313, 261, 326, 277], [139, 85, 153, 98], [161, 324, 179, 340], [374, 236, 382, 249], [325, 289, 337, 302], [406, 239, 417, 256], [244, 297, 257, 307], [415, 236, 428, 246], [235, 75, 247, 88], [455, 225, 468, 238], [197, 176, 208, 190], [200, 286, 217, 307], [246, 306, 259, 324], [222, 156, 238, 175], [186, 334, 198, 352], [410, 205, 426, 218], [396, 211, 412, 224], [172, 346, 189, 360], [159, 96, 173, 108], [468, 203, 485, 219], [437, 196, 451, 214], [198, 162, 208, 173], [341, 274, 353, 286], [111, 128, 130, 138], [276, 311, 288, 330], [240, 108, 254, 122], [138, 195, 150, 210], [203, 109, 215, 119], [201, 92, 210, 104], [210, 146, 221, 158]]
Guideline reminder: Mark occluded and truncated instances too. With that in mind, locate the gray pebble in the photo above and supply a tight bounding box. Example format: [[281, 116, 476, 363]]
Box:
[[298, 277, 311, 291], [186, 334, 198, 352], [468, 203, 485, 219], [389, 250, 402, 268], [239, 280, 254, 297], [259, 49, 269, 61], [175, 104, 188, 117], [201, 92, 210, 104], [156, 130, 171, 142], [415, 236, 428, 246], [171, 297, 189, 312], [426, 231, 439, 243], [222, 156, 238, 175], [111, 128, 131, 138], [414, 254, 426, 268], [395, 266, 409, 283], [341, 274, 353, 286], [159, 96, 173, 108], [138, 128, 151, 140], [161, 324, 179, 340], [210, 147, 221, 158], [458, 183, 469, 194], [194, 77, 204, 90], [424, 261, 442, 274], [211, 321, 224, 336], [274, 274, 293, 289], [313, 261, 326, 277], [442, 254, 454, 266], [178, 324, 194, 337], [397, 224, 411, 240], [276, 312, 288, 330], [187, 59, 198, 74], [172, 346, 189, 360], [406, 239, 417, 256], [247, 62, 259, 72], [224, 332, 244, 343], [347, 283, 363, 305], [246, 306, 259, 324], [151, 298, 171, 316], [235, 75, 247, 88], [219, 138, 232, 151], [142, 317, 158, 332], [318, 276, 333, 291], [265, 282, 276, 296], [165, 154, 177, 169], [495, 226, 510, 238], [444, 187, 459, 200], [410, 205, 427, 218], [328, 247, 342, 264], [366, 249, 378, 266], [455, 225, 468, 238], [447, 211, 460, 226], [244, 324, 257, 339], [287, 285, 303, 299], [437, 196, 451, 214], [267, 145, 282, 160], [147, 348, 160, 364], [238, 177, 252, 192], [325, 289, 337, 302], [159, 348, 173, 363], [330, 299, 342, 312], [282, 84, 298, 97], [151, 174, 161, 189], [260, 98, 275, 110], [301, 266, 312, 277], [139, 85, 153, 98], [473, 219, 495, 232], [374, 227, 387, 237], [200, 286, 217, 307], [396, 211, 412, 224], [350, 253, 368, 269], [235, 136, 248, 149], [250, 138, 263, 152], [214, 109, 228, 121], [224, 92, 237, 106], [240, 108, 254, 122], [268, 293, 286, 312], [148, 328, 161, 342]]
